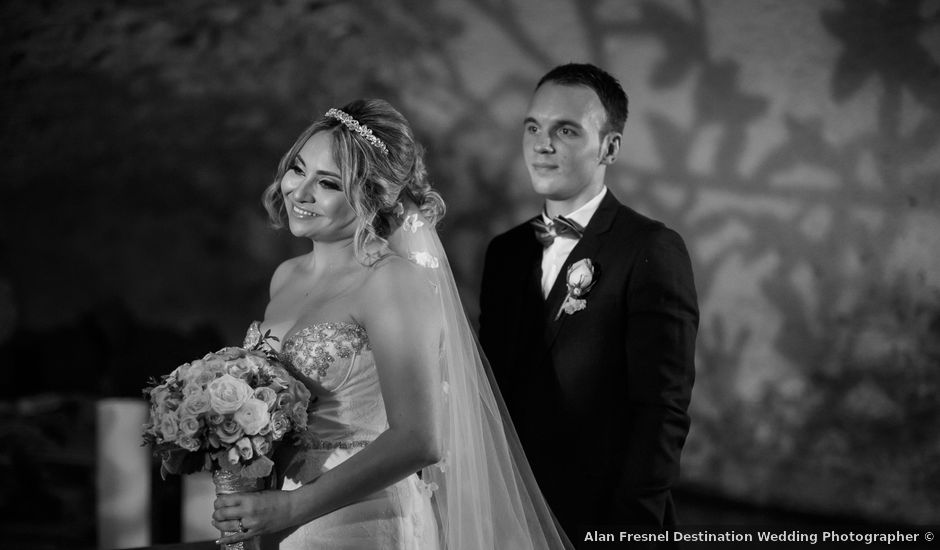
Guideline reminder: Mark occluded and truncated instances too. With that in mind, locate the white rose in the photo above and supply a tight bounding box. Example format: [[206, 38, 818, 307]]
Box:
[[251, 435, 272, 457], [179, 392, 211, 418], [243, 353, 268, 371], [172, 363, 191, 383], [158, 412, 179, 443], [235, 437, 253, 461], [227, 446, 240, 465], [201, 357, 226, 381], [254, 387, 278, 410], [234, 398, 271, 436], [270, 410, 290, 440], [226, 359, 251, 379], [178, 415, 202, 437], [177, 435, 201, 452], [216, 419, 244, 444], [207, 374, 253, 414], [179, 361, 205, 385]]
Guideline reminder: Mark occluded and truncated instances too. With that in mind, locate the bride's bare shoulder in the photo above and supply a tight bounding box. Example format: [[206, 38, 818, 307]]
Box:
[[361, 254, 434, 305], [364, 254, 421, 286], [357, 254, 440, 337]]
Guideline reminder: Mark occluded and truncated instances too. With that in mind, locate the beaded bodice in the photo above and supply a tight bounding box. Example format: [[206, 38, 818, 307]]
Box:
[[281, 322, 371, 390], [244, 321, 387, 481]]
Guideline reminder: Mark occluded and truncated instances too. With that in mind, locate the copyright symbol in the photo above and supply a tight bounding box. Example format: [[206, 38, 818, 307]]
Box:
[[926, 532, 934, 542]]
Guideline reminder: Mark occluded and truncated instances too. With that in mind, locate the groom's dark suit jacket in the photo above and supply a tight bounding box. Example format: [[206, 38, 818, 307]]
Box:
[[479, 190, 698, 545]]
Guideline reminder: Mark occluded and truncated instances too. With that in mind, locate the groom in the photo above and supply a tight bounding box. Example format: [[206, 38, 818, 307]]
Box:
[[479, 63, 698, 546]]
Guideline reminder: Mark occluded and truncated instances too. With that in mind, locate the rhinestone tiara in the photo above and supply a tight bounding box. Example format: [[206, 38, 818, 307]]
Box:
[[324, 108, 389, 155]]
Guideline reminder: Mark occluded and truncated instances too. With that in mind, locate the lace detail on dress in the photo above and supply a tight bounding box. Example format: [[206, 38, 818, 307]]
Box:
[[243, 320, 262, 349], [281, 322, 370, 380], [408, 251, 440, 268], [304, 439, 371, 450]]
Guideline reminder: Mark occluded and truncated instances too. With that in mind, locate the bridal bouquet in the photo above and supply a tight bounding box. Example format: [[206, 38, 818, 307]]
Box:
[[142, 334, 311, 480]]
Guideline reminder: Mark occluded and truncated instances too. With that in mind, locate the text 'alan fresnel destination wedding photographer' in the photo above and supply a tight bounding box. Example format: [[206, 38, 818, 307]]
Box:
[[582, 527, 936, 547]]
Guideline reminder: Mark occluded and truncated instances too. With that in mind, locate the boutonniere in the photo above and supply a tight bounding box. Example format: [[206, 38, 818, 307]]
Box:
[[555, 258, 597, 320]]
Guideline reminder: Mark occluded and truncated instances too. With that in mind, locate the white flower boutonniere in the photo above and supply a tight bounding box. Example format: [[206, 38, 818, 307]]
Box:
[[555, 258, 597, 320]]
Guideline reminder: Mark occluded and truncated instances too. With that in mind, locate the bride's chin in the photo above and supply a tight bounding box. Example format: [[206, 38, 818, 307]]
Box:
[[289, 224, 356, 244], [287, 222, 308, 237], [288, 217, 319, 233]]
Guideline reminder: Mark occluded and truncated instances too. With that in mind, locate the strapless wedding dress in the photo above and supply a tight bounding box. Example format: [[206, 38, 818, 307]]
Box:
[[244, 321, 439, 549]]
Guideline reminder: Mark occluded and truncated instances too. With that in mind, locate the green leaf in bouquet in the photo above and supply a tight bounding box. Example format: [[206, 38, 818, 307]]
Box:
[[160, 448, 187, 479], [242, 455, 274, 479], [152, 441, 180, 454], [160, 461, 173, 481], [210, 449, 226, 463], [178, 450, 208, 476], [158, 447, 208, 478], [259, 329, 281, 355]]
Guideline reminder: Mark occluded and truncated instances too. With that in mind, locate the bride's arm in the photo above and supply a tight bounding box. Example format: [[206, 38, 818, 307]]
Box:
[[213, 257, 443, 542], [287, 257, 445, 514]]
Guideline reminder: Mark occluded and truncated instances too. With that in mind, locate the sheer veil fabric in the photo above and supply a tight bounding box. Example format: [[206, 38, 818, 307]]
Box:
[[386, 205, 573, 549]]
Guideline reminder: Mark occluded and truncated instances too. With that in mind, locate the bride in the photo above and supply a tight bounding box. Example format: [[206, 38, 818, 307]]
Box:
[[211, 99, 572, 549]]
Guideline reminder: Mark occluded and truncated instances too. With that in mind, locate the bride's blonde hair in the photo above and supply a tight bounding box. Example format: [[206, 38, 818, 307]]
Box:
[[263, 99, 445, 264]]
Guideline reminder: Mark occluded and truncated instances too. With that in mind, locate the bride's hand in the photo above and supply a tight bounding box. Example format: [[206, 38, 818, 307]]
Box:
[[212, 489, 293, 545]]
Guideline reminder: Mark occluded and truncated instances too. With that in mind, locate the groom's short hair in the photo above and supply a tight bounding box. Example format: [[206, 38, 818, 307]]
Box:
[[536, 63, 628, 135]]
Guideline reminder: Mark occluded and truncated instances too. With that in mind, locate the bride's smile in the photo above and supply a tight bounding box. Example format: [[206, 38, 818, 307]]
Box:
[[290, 203, 319, 218], [280, 131, 357, 241]]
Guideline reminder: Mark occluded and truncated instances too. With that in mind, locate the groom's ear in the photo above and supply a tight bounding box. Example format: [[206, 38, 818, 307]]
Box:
[[599, 132, 621, 165]]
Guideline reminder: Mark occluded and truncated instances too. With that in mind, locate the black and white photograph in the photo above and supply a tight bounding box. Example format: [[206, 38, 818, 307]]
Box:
[[1, 1, 938, 549]]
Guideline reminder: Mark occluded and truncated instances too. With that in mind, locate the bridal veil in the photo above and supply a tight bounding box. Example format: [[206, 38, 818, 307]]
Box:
[[387, 206, 572, 549]]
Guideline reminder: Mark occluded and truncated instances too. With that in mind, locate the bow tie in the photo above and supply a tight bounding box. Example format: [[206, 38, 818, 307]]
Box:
[[531, 215, 585, 247]]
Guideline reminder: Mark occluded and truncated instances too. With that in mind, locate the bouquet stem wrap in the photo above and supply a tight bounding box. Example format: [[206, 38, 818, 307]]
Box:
[[212, 469, 263, 550]]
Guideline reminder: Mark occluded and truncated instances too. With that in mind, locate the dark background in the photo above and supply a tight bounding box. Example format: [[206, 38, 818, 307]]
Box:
[[2, 0, 939, 548]]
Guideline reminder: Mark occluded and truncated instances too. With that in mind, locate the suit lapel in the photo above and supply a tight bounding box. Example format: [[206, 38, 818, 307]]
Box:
[[517, 217, 548, 326], [544, 191, 619, 347]]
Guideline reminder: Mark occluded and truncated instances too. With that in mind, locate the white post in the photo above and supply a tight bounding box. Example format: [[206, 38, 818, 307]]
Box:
[[182, 471, 219, 541], [96, 398, 151, 549]]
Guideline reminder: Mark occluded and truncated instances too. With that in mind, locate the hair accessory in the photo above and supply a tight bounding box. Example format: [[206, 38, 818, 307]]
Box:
[[325, 108, 389, 155]]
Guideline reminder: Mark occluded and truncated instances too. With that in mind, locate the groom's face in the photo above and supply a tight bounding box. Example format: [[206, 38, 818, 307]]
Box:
[[523, 83, 608, 202]]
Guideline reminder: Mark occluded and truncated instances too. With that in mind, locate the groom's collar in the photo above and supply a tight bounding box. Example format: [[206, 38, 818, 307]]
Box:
[[526, 187, 619, 241], [579, 186, 619, 236], [540, 187, 608, 229]]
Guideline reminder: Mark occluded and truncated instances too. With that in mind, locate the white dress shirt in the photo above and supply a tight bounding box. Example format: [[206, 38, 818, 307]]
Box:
[[540, 187, 607, 297]]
